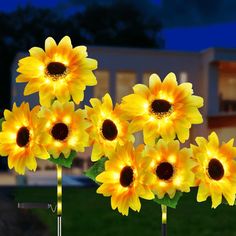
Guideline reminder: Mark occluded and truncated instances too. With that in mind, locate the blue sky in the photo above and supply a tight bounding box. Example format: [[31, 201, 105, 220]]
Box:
[[0, 0, 161, 11], [0, 0, 59, 12], [163, 22, 236, 51]]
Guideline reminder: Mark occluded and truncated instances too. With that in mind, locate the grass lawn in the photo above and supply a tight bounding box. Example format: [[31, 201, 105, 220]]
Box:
[[15, 187, 236, 236]]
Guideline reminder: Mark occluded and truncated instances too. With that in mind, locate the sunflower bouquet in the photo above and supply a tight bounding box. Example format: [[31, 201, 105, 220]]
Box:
[[0, 36, 97, 235], [85, 71, 236, 234], [0, 35, 236, 235]]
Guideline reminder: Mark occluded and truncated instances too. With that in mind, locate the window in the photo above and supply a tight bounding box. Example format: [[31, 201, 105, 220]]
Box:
[[179, 72, 188, 83], [93, 70, 110, 99], [219, 71, 236, 113], [116, 72, 136, 102]]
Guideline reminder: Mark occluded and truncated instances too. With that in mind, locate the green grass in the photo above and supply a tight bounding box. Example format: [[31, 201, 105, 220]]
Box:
[[15, 187, 236, 236]]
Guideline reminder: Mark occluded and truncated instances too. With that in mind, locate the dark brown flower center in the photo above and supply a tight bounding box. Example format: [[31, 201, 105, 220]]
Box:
[[208, 158, 224, 181], [156, 162, 174, 181], [120, 166, 134, 187], [47, 62, 67, 76], [151, 99, 172, 116], [101, 119, 118, 141], [51, 123, 69, 141], [16, 127, 30, 147]]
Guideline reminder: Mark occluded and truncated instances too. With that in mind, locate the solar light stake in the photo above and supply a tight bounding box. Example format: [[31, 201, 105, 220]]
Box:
[[57, 165, 62, 236], [161, 205, 167, 236]]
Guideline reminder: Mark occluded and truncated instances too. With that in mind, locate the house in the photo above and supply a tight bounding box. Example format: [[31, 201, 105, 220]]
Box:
[[10, 46, 236, 182]]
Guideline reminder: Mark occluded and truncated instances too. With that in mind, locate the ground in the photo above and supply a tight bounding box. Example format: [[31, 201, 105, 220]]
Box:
[[0, 187, 235, 236]]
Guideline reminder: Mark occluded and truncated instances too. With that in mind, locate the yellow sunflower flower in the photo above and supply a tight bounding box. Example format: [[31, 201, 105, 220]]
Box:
[[86, 93, 134, 161], [0, 103, 50, 174], [120, 72, 203, 145], [16, 36, 97, 107], [191, 132, 236, 208], [38, 100, 90, 158], [96, 143, 155, 216], [144, 139, 195, 199]]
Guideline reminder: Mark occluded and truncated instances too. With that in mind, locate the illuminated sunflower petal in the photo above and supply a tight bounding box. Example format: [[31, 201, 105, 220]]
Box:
[[111, 195, 118, 209], [129, 193, 141, 212], [133, 84, 150, 99], [144, 139, 195, 199], [38, 101, 89, 159], [17, 57, 44, 77], [0, 103, 50, 174], [86, 94, 133, 161], [25, 153, 37, 172], [16, 74, 29, 82], [91, 143, 104, 162], [193, 132, 236, 208], [45, 37, 57, 56], [54, 83, 70, 104], [143, 125, 159, 146], [96, 143, 154, 216], [24, 78, 42, 95], [175, 125, 190, 143], [29, 47, 46, 61], [73, 46, 88, 59], [222, 180, 236, 206], [197, 183, 209, 202], [58, 35, 72, 51], [149, 73, 161, 94], [211, 190, 222, 208], [17, 36, 97, 106], [39, 85, 55, 107], [120, 72, 203, 143]]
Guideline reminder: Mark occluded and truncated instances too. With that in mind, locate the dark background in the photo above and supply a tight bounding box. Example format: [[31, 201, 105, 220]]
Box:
[[1, 0, 236, 111]]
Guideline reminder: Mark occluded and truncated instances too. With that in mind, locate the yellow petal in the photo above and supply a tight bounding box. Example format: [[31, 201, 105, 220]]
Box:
[[197, 183, 209, 202], [29, 47, 46, 61], [133, 84, 150, 99], [91, 143, 103, 161], [45, 37, 57, 57], [211, 189, 222, 208], [149, 73, 161, 94]]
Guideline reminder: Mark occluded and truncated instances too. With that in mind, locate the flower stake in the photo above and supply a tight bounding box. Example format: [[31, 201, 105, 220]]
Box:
[[161, 204, 167, 236], [57, 164, 62, 236], [86, 72, 204, 235], [0, 35, 97, 236]]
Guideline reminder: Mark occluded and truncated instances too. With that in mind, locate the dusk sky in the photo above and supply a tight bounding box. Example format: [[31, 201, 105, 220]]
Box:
[[0, 0, 59, 12], [1, 0, 236, 51]]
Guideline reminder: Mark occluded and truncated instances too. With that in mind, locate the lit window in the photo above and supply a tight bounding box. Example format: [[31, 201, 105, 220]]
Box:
[[219, 69, 236, 113], [116, 72, 136, 102], [179, 72, 188, 83], [94, 70, 110, 99]]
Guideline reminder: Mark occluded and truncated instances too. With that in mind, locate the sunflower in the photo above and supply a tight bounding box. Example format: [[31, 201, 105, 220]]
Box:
[[86, 93, 134, 161], [144, 139, 195, 199], [96, 143, 155, 216], [0, 103, 50, 174], [16, 36, 97, 107], [191, 132, 236, 208], [38, 100, 90, 158], [120, 72, 203, 145]]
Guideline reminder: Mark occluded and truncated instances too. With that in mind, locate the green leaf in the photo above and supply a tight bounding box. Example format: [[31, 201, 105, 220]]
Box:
[[85, 157, 108, 183], [0, 117, 4, 132], [48, 150, 77, 168], [155, 136, 161, 144], [153, 191, 183, 209]]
